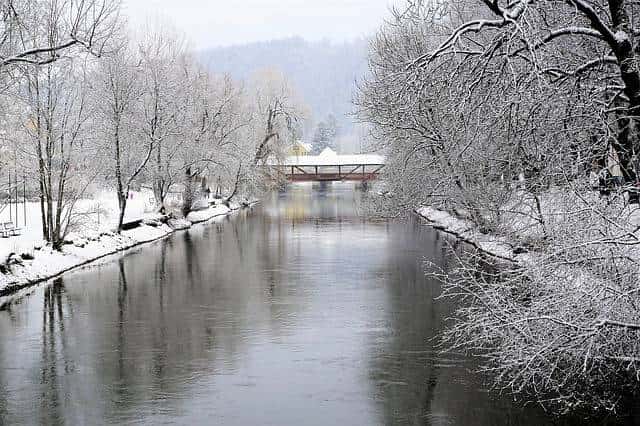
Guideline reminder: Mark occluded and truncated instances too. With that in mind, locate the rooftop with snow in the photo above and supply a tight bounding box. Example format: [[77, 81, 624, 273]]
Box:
[[272, 147, 385, 166]]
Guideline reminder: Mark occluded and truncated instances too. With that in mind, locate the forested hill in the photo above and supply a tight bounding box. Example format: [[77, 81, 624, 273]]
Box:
[[199, 37, 369, 129]]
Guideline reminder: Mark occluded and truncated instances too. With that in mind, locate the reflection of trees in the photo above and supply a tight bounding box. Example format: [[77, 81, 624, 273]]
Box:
[[0, 305, 17, 420], [1, 183, 385, 423], [56, 203, 306, 421], [183, 231, 199, 288], [0, 357, 6, 420], [369, 221, 445, 425], [115, 257, 134, 407], [40, 278, 70, 424], [155, 238, 170, 310], [150, 240, 171, 396], [371, 220, 573, 425]]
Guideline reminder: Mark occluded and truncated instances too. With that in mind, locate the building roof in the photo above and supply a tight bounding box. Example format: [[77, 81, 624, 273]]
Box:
[[292, 140, 313, 152], [319, 147, 336, 157]]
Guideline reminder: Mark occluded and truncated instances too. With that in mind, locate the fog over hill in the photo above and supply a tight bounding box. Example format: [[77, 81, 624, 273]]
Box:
[[199, 37, 369, 133]]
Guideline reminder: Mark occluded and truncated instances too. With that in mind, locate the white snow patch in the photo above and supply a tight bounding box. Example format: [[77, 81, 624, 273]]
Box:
[[416, 206, 517, 261], [186, 205, 231, 223], [0, 224, 172, 296], [615, 30, 630, 44], [167, 218, 191, 230]]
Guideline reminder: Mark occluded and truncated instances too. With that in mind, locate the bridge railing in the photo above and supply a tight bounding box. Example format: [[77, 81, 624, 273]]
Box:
[[265, 163, 385, 182]]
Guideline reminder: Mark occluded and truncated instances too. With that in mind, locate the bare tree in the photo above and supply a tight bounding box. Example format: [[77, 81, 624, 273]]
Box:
[[96, 44, 149, 233], [404, 0, 640, 181], [0, 0, 122, 69], [179, 69, 249, 212], [358, 0, 640, 413], [18, 59, 99, 248], [136, 27, 187, 212], [0, 0, 121, 222], [249, 69, 305, 166]]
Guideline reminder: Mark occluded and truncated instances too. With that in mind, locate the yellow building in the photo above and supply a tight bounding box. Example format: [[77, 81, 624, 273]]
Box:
[[288, 140, 313, 156]]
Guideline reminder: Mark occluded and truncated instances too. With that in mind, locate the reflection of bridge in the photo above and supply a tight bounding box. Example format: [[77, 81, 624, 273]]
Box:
[[267, 151, 385, 182]]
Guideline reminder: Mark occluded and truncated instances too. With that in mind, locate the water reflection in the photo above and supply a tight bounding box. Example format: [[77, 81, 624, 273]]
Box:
[[0, 183, 630, 424], [40, 278, 68, 425]]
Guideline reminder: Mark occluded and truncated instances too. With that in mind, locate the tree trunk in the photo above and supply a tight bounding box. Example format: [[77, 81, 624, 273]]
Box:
[[114, 122, 126, 233], [37, 152, 48, 241], [182, 167, 195, 217], [117, 192, 127, 233], [226, 164, 243, 202], [608, 0, 640, 181], [153, 141, 166, 214], [254, 105, 277, 165]]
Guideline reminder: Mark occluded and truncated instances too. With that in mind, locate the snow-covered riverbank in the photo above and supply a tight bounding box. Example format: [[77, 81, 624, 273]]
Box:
[[415, 206, 528, 263], [0, 201, 254, 299]]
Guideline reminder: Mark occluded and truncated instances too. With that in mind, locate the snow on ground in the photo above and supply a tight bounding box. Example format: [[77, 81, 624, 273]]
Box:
[[0, 224, 173, 295], [186, 205, 231, 223], [0, 189, 155, 260], [0, 194, 253, 297], [415, 206, 518, 262], [416, 186, 640, 265]]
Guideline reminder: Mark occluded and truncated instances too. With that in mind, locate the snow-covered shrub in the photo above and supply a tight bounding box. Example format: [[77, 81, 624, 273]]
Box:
[[440, 188, 640, 414], [191, 198, 209, 211], [356, 0, 640, 414]]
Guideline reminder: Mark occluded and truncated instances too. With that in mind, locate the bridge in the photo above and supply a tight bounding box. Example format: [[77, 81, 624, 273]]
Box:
[[266, 149, 385, 182]]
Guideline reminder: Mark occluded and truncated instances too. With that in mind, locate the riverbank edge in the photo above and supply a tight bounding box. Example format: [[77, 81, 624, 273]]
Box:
[[0, 201, 259, 300], [414, 206, 526, 264]]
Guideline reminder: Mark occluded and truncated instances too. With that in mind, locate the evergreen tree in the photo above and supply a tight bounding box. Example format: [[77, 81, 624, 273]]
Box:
[[312, 114, 339, 153]]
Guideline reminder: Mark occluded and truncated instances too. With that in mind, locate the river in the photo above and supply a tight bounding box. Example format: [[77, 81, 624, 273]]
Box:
[[0, 183, 622, 425]]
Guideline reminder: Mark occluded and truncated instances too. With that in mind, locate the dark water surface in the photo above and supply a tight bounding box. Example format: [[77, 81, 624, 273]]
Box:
[[0, 184, 623, 425]]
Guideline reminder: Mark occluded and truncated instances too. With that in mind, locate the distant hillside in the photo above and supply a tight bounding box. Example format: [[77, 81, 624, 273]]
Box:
[[199, 37, 369, 131]]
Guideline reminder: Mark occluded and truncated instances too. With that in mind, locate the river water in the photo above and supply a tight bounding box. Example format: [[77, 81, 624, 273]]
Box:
[[0, 184, 623, 425]]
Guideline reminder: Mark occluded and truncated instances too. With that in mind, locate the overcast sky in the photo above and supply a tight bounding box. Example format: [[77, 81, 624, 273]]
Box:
[[122, 0, 403, 49]]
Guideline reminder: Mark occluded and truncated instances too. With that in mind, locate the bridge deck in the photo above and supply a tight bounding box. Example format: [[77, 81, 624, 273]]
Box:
[[268, 164, 385, 182], [266, 151, 385, 182]]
